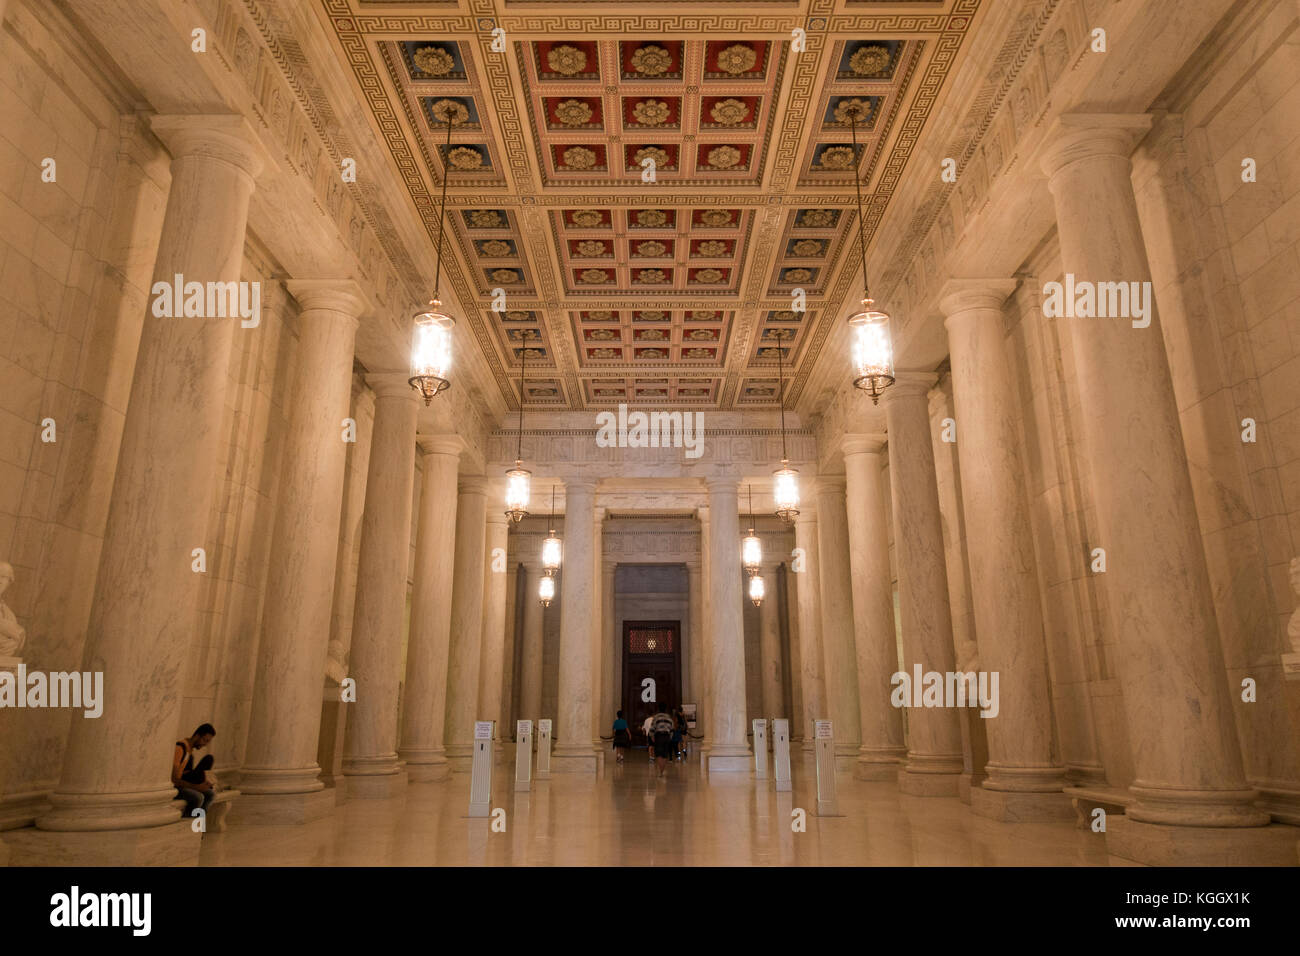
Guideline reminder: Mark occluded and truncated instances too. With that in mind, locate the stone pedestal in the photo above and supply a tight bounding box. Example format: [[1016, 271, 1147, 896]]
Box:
[[398, 436, 464, 782], [31, 116, 269, 856], [445, 477, 489, 770], [842, 437, 907, 780], [882, 373, 965, 796], [1040, 115, 1269, 850], [1105, 817, 1300, 866], [705, 478, 751, 772], [938, 278, 1068, 819], [341, 374, 420, 798], [240, 280, 366, 816]]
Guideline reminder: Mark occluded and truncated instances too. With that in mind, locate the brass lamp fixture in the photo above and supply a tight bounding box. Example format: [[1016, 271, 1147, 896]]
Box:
[[504, 330, 532, 524], [771, 329, 799, 523], [743, 484, 764, 607], [409, 105, 459, 404], [842, 101, 895, 404], [540, 484, 562, 578]]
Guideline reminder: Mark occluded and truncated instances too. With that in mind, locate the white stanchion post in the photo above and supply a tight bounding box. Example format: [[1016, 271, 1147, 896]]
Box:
[[515, 719, 533, 792], [536, 718, 552, 779], [773, 718, 792, 792], [814, 719, 839, 815], [469, 720, 494, 818], [753, 718, 769, 779]]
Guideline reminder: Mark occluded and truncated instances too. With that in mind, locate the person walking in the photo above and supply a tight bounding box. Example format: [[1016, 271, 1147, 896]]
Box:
[[649, 708, 676, 777], [612, 710, 631, 763]]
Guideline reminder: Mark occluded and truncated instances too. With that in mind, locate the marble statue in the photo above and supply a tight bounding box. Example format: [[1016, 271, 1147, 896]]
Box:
[[0, 561, 26, 659]]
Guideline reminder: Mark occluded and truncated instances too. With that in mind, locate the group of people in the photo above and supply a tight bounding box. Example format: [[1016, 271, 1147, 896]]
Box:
[[611, 706, 688, 776]]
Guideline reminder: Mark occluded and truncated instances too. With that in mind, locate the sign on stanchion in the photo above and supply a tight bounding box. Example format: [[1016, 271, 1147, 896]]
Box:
[[814, 719, 839, 816], [469, 720, 494, 818], [772, 718, 792, 792], [515, 719, 533, 792], [752, 718, 768, 779], [536, 718, 552, 779]]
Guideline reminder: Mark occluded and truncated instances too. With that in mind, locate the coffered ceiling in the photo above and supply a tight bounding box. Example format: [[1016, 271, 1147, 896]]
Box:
[[319, 0, 982, 411]]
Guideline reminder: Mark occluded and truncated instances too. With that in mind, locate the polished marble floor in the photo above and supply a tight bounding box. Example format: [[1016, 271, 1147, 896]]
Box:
[[199, 747, 1115, 866]]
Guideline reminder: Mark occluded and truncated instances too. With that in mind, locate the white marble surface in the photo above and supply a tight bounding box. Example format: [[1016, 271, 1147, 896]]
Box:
[[444, 478, 489, 767], [815, 476, 863, 762]]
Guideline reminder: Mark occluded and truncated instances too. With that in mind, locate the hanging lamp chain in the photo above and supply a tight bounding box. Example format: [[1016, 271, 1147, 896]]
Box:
[[433, 111, 454, 297], [850, 108, 870, 301], [777, 331, 788, 461], [516, 329, 526, 461]]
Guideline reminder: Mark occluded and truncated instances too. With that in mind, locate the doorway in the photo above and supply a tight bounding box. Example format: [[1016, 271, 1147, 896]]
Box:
[[622, 620, 681, 744]]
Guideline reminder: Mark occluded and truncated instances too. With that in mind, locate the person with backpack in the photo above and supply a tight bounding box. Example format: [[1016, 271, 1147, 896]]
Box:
[[172, 723, 217, 818], [612, 709, 632, 763], [649, 708, 676, 777]]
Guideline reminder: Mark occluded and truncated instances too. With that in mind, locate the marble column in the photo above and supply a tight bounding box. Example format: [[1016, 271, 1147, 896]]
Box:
[[601, 560, 617, 737], [815, 476, 864, 767], [26, 117, 268, 863], [519, 562, 545, 727], [398, 435, 464, 782], [340, 374, 419, 797], [705, 478, 750, 771], [686, 558, 704, 738], [793, 510, 827, 753], [590, 508, 606, 750], [239, 280, 366, 822], [1040, 115, 1280, 859], [782, 563, 805, 745], [500, 563, 518, 738], [697, 506, 713, 754], [939, 279, 1070, 820], [882, 373, 964, 795], [444, 477, 488, 769], [553, 478, 597, 772], [842, 436, 907, 780], [479, 511, 510, 750], [758, 561, 784, 722]]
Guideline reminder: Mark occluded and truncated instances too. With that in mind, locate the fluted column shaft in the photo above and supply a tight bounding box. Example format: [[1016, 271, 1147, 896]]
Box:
[[939, 280, 1068, 815], [590, 509, 606, 748], [1040, 115, 1263, 828], [554, 478, 597, 770], [842, 437, 907, 779], [520, 563, 545, 724], [340, 375, 420, 794], [39, 117, 267, 834], [705, 478, 750, 770], [444, 477, 488, 768], [398, 436, 464, 781], [479, 512, 510, 748], [758, 562, 784, 720], [815, 476, 863, 765], [241, 281, 365, 808], [686, 559, 704, 737], [793, 511, 826, 752], [883, 373, 964, 794], [601, 561, 617, 736]]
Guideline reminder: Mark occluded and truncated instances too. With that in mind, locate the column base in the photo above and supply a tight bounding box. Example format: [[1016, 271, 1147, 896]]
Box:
[[707, 746, 752, 773], [0, 790, 49, 830], [550, 751, 598, 774], [957, 771, 989, 804], [855, 758, 904, 781], [3, 820, 200, 866], [233, 788, 336, 826], [445, 746, 474, 773], [343, 770, 408, 799], [898, 768, 961, 796], [970, 787, 1074, 822], [1105, 817, 1300, 866]]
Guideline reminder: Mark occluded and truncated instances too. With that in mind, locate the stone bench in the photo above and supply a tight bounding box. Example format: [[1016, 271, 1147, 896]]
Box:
[[1064, 785, 1131, 829], [170, 789, 238, 833]]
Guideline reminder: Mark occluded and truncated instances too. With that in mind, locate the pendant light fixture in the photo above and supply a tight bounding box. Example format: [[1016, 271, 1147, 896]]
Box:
[[538, 572, 556, 608], [504, 329, 531, 524], [540, 484, 562, 577], [771, 328, 799, 524], [743, 484, 764, 607], [409, 105, 458, 404], [842, 101, 895, 404]]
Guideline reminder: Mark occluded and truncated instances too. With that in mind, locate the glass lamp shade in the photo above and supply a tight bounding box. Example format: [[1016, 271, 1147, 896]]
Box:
[[505, 463, 531, 524], [773, 463, 800, 523], [848, 299, 896, 404], [748, 573, 766, 607], [541, 532, 562, 574], [538, 573, 556, 607], [742, 530, 763, 575], [408, 301, 455, 404]]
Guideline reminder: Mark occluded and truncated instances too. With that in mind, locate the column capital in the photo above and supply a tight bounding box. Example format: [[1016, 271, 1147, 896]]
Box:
[[285, 278, 372, 319], [458, 475, 490, 497], [366, 371, 421, 402], [880, 370, 938, 405], [816, 473, 847, 494], [562, 476, 599, 495], [841, 433, 887, 458], [1036, 113, 1154, 181], [706, 476, 741, 495], [149, 114, 276, 179], [485, 510, 510, 528], [417, 433, 466, 458], [937, 278, 1018, 320]]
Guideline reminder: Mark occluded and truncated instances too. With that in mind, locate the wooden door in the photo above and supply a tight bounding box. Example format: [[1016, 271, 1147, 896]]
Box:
[[622, 620, 681, 744]]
